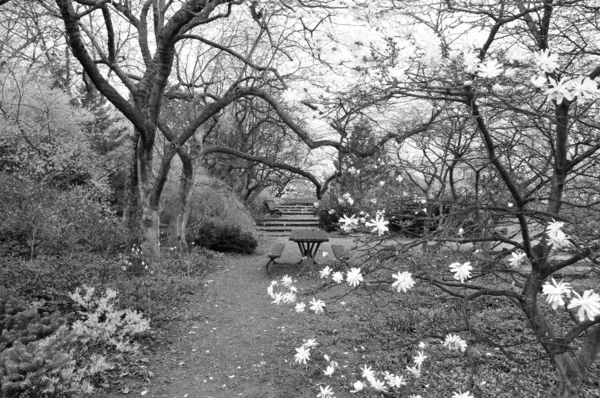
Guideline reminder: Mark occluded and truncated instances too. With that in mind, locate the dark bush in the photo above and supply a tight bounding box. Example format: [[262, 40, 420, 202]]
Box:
[[318, 210, 340, 232], [191, 222, 257, 254]]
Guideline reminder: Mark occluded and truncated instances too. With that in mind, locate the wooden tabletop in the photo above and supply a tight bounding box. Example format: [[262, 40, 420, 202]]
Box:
[[289, 229, 329, 243]]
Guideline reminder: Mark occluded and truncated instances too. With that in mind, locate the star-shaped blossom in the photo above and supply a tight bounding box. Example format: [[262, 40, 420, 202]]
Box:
[[323, 365, 335, 376], [478, 59, 503, 78], [413, 351, 427, 367], [281, 275, 293, 287], [530, 74, 547, 88], [535, 49, 559, 73], [567, 289, 600, 322], [365, 215, 389, 236], [449, 262, 473, 283], [361, 364, 375, 380], [463, 49, 480, 74], [303, 338, 318, 348], [546, 219, 572, 248], [369, 378, 387, 392], [271, 292, 284, 305], [317, 385, 334, 398], [569, 76, 600, 102], [309, 298, 326, 314], [351, 380, 364, 392], [282, 292, 296, 304], [384, 372, 406, 388], [542, 278, 573, 310], [295, 346, 310, 364], [509, 251, 527, 268], [545, 77, 573, 104], [452, 391, 474, 398], [332, 271, 344, 284], [406, 364, 421, 378], [346, 267, 364, 287], [339, 214, 358, 232], [443, 333, 467, 352], [295, 302, 306, 313], [391, 271, 415, 292], [319, 266, 332, 278]]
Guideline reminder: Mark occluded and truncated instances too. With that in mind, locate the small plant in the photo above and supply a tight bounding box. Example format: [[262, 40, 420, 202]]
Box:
[[191, 221, 257, 254]]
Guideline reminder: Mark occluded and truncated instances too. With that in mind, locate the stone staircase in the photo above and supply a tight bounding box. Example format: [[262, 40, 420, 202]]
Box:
[[256, 201, 320, 236]]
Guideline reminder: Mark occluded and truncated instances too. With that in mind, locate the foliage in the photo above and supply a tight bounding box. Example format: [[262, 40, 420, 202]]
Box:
[[191, 221, 258, 254], [0, 174, 126, 258]]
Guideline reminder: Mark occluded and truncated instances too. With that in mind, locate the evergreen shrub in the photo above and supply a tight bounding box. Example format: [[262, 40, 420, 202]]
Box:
[[191, 221, 258, 254]]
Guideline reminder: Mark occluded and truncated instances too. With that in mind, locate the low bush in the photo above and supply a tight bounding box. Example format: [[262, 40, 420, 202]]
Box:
[[191, 221, 258, 254]]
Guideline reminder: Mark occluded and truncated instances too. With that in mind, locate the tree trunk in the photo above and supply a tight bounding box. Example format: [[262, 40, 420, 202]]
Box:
[[553, 352, 581, 398], [123, 128, 141, 242]]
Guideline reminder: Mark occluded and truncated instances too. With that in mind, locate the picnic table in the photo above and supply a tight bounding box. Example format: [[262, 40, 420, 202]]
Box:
[[289, 229, 329, 264]]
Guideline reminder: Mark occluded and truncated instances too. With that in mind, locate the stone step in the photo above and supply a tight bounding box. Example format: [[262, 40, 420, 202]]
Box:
[[258, 222, 319, 227], [257, 226, 320, 233]]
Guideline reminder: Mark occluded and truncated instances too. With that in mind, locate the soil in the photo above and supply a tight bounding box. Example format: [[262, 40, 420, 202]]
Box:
[[108, 235, 355, 398]]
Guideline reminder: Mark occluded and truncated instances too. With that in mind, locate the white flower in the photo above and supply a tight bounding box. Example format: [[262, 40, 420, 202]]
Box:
[[504, 68, 516, 78], [567, 290, 600, 322], [509, 251, 527, 268], [535, 49, 559, 73], [319, 266, 332, 278], [457, 227, 465, 238], [365, 215, 389, 236], [448, 50, 460, 61], [317, 385, 334, 398], [332, 272, 344, 284], [391, 271, 415, 292], [339, 214, 358, 232], [418, 341, 426, 349], [379, 181, 385, 186], [303, 338, 318, 348], [542, 278, 572, 310], [396, 175, 404, 183], [322, 251, 328, 257], [282, 292, 296, 304], [569, 76, 600, 102], [546, 219, 571, 248], [406, 364, 421, 377], [351, 380, 365, 392], [413, 351, 427, 367], [449, 262, 473, 283], [295, 346, 310, 364], [271, 292, 284, 305], [463, 49, 480, 74], [309, 298, 326, 314], [492, 83, 506, 94], [369, 378, 387, 392], [478, 59, 503, 78], [444, 333, 467, 352], [545, 77, 573, 105], [452, 391, 474, 398], [384, 373, 406, 388], [295, 302, 306, 313], [324, 365, 335, 376], [281, 275, 293, 287], [346, 268, 364, 287], [361, 364, 375, 380], [409, 396, 422, 398], [530, 74, 547, 88]]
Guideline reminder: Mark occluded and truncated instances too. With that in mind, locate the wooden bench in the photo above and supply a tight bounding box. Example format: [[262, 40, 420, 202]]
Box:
[[331, 244, 350, 261], [264, 200, 282, 217], [266, 243, 286, 275]]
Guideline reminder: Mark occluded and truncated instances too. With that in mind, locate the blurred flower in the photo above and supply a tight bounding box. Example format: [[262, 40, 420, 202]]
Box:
[[365, 215, 389, 236], [509, 251, 527, 267], [478, 59, 503, 78], [542, 278, 572, 310], [569, 75, 600, 102], [294, 346, 310, 364], [463, 49, 480, 74], [546, 219, 571, 248], [406, 365, 421, 377], [340, 214, 358, 232], [295, 302, 305, 312], [317, 385, 334, 398], [567, 290, 600, 321], [361, 364, 375, 380], [281, 275, 293, 287], [449, 262, 473, 283], [414, 351, 427, 367], [369, 378, 387, 392], [309, 298, 326, 314], [545, 77, 573, 104], [535, 49, 559, 73], [332, 271, 344, 284], [391, 271, 415, 292], [351, 380, 365, 392], [444, 333, 467, 352], [452, 391, 474, 398], [530, 74, 547, 88], [319, 266, 332, 278], [347, 268, 364, 287], [324, 365, 335, 376]]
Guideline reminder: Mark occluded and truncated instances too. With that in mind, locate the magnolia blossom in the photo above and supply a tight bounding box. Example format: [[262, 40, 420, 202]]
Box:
[[369, 378, 387, 392], [271, 292, 284, 305], [351, 380, 365, 392], [295, 302, 306, 313], [567, 290, 600, 322], [281, 275, 293, 287], [309, 298, 326, 314], [347, 267, 364, 287], [453, 391, 475, 398], [282, 292, 296, 304], [332, 271, 344, 284], [365, 215, 389, 236], [504, 68, 516, 78], [295, 346, 310, 364], [317, 385, 334, 398], [449, 262, 473, 283], [535, 49, 559, 73], [319, 266, 332, 278], [361, 364, 375, 380], [545, 77, 574, 104], [530, 75, 547, 88], [406, 364, 421, 377], [569, 76, 600, 102], [413, 351, 427, 367], [542, 278, 572, 310], [323, 365, 335, 376], [478, 59, 503, 78], [444, 333, 467, 352], [463, 49, 480, 74], [391, 271, 415, 292], [339, 214, 358, 232], [509, 251, 527, 268], [546, 219, 571, 248], [384, 373, 406, 388]]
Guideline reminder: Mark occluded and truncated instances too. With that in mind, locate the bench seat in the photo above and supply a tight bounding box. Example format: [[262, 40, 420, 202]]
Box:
[[331, 244, 350, 260], [266, 243, 286, 275]]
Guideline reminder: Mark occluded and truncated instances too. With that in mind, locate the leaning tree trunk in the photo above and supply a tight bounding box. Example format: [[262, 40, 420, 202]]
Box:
[[123, 129, 141, 241]]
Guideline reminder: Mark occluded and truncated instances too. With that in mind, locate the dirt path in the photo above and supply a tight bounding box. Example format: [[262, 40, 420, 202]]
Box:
[[126, 237, 333, 398]]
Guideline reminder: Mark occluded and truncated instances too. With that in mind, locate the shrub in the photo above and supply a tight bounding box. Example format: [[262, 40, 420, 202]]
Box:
[[318, 210, 340, 232], [191, 221, 258, 254]]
